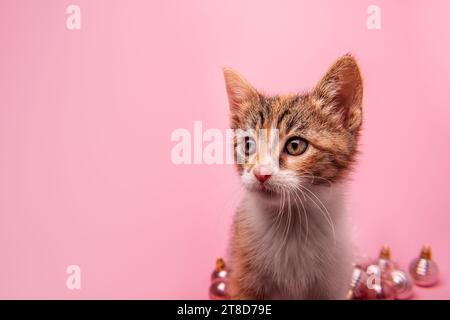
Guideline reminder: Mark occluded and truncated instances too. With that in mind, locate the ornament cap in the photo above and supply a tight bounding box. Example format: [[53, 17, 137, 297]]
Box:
[[215, 258, 226, 272], [346, 289, 355, 300], [420, 245, 432, 260], [379, 245, 391, 260]]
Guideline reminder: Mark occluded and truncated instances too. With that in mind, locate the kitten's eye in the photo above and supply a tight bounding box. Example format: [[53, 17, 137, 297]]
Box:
[[285, 137, 308, 156], [243, 136, 256, 156]]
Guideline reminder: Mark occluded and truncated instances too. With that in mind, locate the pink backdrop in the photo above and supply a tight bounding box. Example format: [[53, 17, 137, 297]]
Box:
[[0, 0, 449, 299]]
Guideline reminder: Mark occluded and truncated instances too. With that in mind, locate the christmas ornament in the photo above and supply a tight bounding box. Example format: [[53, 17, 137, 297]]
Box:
[[347, 265, 368, 299], [366, 264, 383, 279], [365, 261, 396, 300], [409, 245, 439, 287], [209, 279, 229, 300], [209, 257, 230, 300], [389, 269, 413, 300], [211, 258, 228, 281], [377, 245, 395, 273], [366, 278, 395, 300]]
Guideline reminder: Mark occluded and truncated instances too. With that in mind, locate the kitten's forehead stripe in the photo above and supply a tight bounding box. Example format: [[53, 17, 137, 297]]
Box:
[[258, 111, 265, 127], [276, 107, 290, 130], [285, 95, 306, 133]]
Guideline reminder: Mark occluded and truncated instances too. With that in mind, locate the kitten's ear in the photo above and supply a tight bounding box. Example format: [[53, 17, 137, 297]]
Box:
[[312, 54, 363, 132], [223, 68, 259, 114]]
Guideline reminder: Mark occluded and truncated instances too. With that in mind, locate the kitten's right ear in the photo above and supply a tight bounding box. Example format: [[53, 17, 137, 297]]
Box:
[[223, 68, 258, 114]]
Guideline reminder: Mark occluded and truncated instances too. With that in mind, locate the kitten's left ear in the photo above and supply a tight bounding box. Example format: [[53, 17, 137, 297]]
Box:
[[312, 54, 363, 132]]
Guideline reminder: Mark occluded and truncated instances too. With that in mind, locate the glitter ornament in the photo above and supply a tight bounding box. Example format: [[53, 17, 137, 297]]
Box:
[[211, 258, 228, 281], [209, 279, 229, 300], [347, 265, 368, 299], [409, 245, 439, 287], [389, 269, 414, 300]]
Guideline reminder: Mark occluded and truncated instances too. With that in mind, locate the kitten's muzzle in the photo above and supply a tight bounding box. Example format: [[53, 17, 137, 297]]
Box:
[[253, 164, 272, 183]]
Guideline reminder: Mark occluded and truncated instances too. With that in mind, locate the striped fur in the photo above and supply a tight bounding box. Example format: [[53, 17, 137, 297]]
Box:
[[223, 55, 363, 299]]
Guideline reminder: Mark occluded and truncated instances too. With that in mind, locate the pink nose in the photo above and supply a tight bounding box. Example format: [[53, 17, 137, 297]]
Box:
[[254, 165, 272, 183], [254, 173, 271, 183]]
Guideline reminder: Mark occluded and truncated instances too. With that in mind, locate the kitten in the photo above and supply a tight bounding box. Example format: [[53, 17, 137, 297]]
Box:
[[223, 54, 363, 299]]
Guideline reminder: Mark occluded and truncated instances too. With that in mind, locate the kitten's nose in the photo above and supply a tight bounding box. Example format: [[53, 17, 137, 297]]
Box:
[[254, 165, 272, 183]]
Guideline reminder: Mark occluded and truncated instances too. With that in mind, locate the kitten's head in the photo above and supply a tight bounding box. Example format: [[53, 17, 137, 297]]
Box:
[[223, 55, 363, 199]]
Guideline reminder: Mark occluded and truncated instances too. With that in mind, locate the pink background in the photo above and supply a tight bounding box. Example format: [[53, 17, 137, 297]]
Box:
[[0, 0, 449, 299]]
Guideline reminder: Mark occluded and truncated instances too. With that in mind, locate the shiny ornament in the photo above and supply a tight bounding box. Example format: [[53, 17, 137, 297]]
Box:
[[409, 245, 439, 287], [211, 258, 228, 281], [389, 269, 414, 300], [209, 279, 229, 300], [366, 264, 383, 279], [347, 265, 368, 299], [365, 263, 395, 299], [366, 278, 395, 300], [377, 245, 396, 273]]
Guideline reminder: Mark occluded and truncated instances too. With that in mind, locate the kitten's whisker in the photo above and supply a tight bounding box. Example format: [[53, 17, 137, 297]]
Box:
[[277, 191, 291, 255], [288, 189, 300, 233], [298, 185, 336, 245], [296, 172, 333, 188], [299, 185, 331, 222], [280, 189, 287, 227], [287, 194, 293, 244], [284, 194, 292, 247], [272, 188, 285, 234], [298, 172, 334, 198], [293, 190, 303, 245], [293, 188, 309, 249], [303, 169, 333, 187], [293, 185, 330, 235]]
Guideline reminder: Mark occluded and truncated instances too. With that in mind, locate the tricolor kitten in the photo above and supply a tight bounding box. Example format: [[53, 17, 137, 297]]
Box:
[[224, 55, 363, 299]]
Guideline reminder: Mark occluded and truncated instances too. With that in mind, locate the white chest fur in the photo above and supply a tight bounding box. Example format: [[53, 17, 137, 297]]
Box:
[[236, 185, 353, 299]]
